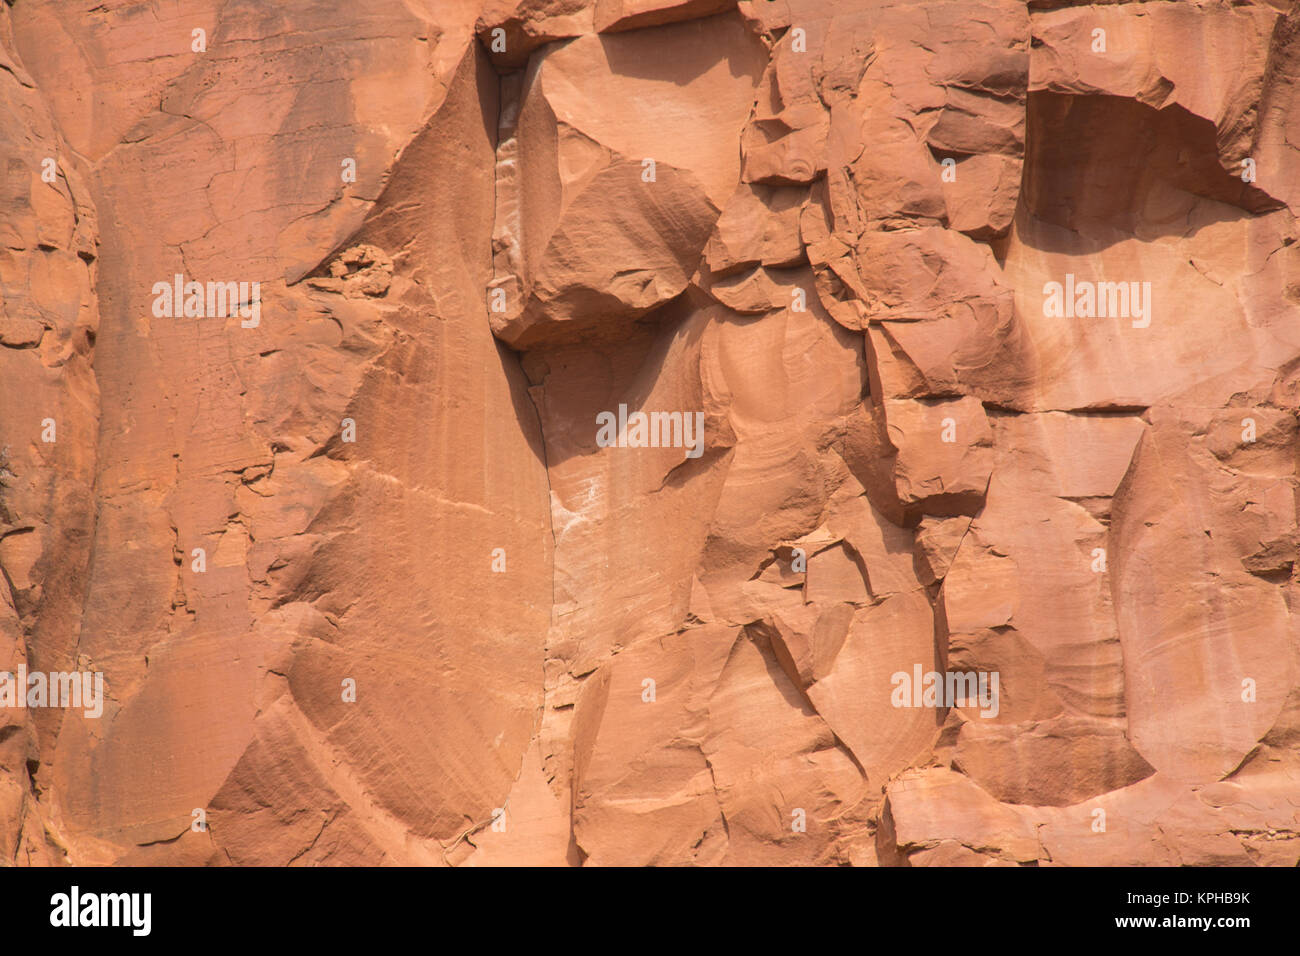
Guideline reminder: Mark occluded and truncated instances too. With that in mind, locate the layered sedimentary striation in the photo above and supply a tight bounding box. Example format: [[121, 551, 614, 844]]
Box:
[[1, 0, 1298, 866]]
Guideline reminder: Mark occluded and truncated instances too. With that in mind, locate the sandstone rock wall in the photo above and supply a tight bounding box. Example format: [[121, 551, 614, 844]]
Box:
[[1, 0, 1297, 866]]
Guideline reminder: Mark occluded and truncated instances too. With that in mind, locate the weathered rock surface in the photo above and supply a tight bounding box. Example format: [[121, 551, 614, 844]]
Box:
[[2, 0, 1299, 867]]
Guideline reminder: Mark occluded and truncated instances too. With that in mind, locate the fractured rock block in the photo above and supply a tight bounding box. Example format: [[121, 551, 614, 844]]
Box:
[[882, 397, 994, 521], [489, 13, 766, 349], [951, 716, 1156, 807]]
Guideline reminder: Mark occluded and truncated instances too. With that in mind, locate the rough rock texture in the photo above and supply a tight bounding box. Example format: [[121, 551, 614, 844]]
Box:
[[1, 0, 1298, 867]]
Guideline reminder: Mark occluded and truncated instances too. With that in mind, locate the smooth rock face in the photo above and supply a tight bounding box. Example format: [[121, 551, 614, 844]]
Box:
[[1, 0, 1299, 868]]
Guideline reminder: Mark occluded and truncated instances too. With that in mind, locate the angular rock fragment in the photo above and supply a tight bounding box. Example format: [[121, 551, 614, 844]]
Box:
[[489, 12, 766, 349]]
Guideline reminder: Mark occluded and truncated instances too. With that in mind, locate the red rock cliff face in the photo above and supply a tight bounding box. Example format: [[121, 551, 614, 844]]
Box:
[[1, 0, 1298, 866]]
